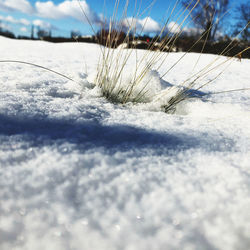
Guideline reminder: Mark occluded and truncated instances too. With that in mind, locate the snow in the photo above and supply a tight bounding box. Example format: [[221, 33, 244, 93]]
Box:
[[0, 35, 250, 250]]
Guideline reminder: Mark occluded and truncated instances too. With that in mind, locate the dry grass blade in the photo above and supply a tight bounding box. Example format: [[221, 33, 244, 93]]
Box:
[[0, 60, 77, 83]]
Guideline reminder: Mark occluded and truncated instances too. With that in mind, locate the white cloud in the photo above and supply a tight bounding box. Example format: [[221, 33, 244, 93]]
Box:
[[35, 1, 63, 19], [5, 15, 16, 23], [0, 22, 11, 31], [0, 15, 30, 26], [0, 0, 34, 14], [20, 18, 30, 26], [33, 19, 52, 29], [139, 17, 161, 33], [167, 21, 181, 34], [0, 0, 100, 25], [122, 17, 161, 34], [0, 14, 55, 32], [35, 0, 100, 24], [32, 19, 58, 31], [20, 26, 28, 33]]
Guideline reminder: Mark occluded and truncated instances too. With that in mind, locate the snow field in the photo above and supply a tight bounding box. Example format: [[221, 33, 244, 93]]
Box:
[[0, 36, 250, 250]]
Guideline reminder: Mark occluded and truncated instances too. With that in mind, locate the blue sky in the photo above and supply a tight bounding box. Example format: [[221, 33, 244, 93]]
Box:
[[0, 0, 246, 38]]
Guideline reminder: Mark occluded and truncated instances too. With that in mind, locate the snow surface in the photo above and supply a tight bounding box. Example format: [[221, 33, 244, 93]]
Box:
[[0, 36, 250, 250]]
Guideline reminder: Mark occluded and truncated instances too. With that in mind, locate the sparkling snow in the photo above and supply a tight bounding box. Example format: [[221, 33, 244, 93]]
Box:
[[0, 36, 250, 250]]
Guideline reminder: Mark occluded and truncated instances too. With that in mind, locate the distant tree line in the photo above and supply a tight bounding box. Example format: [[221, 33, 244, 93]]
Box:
[[0, 0, 249, 57], [0, 20, 15, 38]]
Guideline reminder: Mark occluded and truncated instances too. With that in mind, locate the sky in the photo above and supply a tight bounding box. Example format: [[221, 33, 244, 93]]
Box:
[[0, 0, 246, 38]]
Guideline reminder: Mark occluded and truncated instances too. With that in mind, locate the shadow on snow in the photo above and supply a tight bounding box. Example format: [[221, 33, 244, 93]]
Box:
[[0, 113, 197, 153]]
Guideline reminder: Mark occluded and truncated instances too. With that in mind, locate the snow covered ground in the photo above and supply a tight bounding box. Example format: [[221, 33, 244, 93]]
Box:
[[0, 36, 250, 250]]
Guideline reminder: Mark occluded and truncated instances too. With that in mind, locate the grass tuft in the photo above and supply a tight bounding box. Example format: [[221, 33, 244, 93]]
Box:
[[79, 0, 249, 113], [0, 0, 249, 114]]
